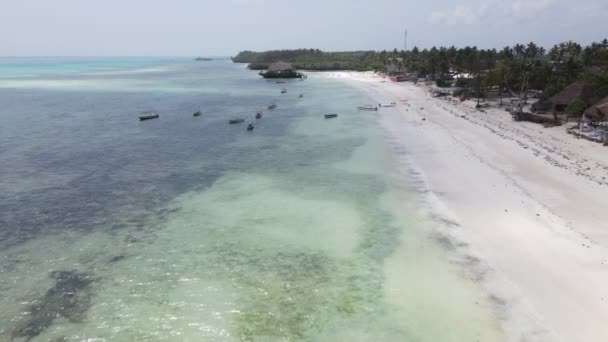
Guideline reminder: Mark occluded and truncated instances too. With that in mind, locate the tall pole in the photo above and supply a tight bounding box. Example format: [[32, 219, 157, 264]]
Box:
[[404, 29, 408, 51]]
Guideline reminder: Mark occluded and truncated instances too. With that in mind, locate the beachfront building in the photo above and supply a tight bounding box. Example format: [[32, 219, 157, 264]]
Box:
[[259, 62, 303, 79], [566, 96, 608, 145], [584, 96, 608, 145], [546, 82, 594, 113], [584, 96, 608, 124]]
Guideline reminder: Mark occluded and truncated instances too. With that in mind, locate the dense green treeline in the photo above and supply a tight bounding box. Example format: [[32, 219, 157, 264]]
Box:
[[232, 49, 384, 71], [232, 40, 608, 106]]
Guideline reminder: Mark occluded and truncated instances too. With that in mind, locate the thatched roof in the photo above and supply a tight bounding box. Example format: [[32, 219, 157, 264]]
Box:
[[267, 62, 295, 72], [547, 82, 594, 106], [584, 96, 608, 122]]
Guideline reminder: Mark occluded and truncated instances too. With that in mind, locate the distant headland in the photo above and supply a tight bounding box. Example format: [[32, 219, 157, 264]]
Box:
[[231, 49, 381, 71]]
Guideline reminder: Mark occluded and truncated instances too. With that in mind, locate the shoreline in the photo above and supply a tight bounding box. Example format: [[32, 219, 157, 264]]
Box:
[[314, 71, 608, 341]]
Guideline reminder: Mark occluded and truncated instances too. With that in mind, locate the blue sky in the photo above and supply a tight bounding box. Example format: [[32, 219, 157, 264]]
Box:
[[1, 0, 607, 56]]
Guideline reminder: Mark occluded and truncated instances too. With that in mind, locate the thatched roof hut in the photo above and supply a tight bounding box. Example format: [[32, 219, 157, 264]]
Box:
[[259, 62, 303, 79], [547, 82, 594, 111], [584, 96, 608, 123], [267, 62, 294, 72]]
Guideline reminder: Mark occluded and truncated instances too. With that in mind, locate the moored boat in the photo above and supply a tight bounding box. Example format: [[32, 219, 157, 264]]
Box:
[[324, 114, 338, 119], [193, 111, 202, 117], [139, 112, 159, 121], [299, 94, 304, 98], [255, 112, 262, 119], [229, 118, 245, 124], [268, 104, 277, 110], [247, 123, 255, 131], [357, 105, 378, 111], [281, 88, 287, 94]]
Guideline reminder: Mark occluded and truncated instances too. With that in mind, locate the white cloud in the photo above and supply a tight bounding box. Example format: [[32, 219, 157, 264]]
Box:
[[574, 1, 608, 17], [430, 5, 488, 25], [230, 0, 266, 5], [430, 0, 555, 25], [511, 0, 553, 12]]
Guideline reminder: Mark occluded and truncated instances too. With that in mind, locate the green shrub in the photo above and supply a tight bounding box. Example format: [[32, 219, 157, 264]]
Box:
[[541, 85, 559, 100], [436, 79, 451, 87], [565, 98, 588, 116]]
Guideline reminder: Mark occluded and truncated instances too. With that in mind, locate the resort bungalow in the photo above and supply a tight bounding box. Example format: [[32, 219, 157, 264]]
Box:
[[259, 62, 303, 79], [546, 82, 594, 113], [568, 96, 608, 145], [584, 96, 608, 125]]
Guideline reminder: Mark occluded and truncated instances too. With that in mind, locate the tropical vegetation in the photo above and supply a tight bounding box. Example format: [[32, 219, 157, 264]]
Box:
[[233, 39, 608, 112]]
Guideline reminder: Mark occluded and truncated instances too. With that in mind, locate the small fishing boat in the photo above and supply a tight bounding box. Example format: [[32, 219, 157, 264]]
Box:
[[268, 104, 277, 110], [299, 94, 304, 98], [324, 114, 338, 119], [247, 123, 255, 131], [255, 112, 262, 119], [281, 88, 287, 94], [276, 81, 286, 84], [379, 103, 396, 108], [229, 118, 245, 124], [139, 112, 159, 121], [193, 111, 202, 117], [357, 106, 378, 111]]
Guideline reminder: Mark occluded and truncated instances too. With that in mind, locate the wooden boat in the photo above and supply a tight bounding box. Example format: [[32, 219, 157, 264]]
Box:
[[357, 106, 378, 111], [255, 113, 262, 119], [247, 123, 255, 131], [324, 114, 338, 119], [139, 112, 159, 121], [268, 104, 277, 110], [193, 111, 202, 117], [229, 118, 245, 124], [389, 75, 406, 82], [379, 103, 396, 108], [281, 88, 287, 94]]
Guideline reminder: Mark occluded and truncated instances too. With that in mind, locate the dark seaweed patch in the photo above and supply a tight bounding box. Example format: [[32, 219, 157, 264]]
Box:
[[11, 270, 95, 341], [109, 255, 125, 263], [433, 233, 457, 251], [429, 213, 461, 228]]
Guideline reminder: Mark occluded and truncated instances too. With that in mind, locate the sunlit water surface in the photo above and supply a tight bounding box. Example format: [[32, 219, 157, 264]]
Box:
[[0, 58, 504, 341]]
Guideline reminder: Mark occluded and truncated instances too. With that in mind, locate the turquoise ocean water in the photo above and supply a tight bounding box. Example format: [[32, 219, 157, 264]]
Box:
[[0, 58, 503, 341]]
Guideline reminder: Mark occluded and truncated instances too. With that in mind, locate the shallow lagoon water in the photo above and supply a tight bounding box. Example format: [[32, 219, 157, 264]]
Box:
[[0, 58, 503, 341]]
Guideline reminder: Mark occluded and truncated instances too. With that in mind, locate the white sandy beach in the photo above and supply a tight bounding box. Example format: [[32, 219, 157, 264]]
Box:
[[316, 71, 608, 342]]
